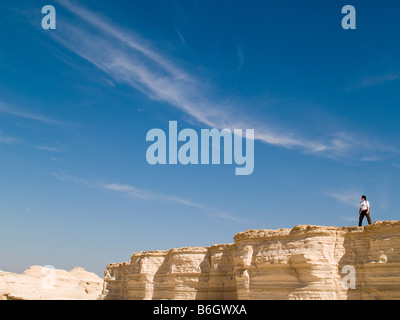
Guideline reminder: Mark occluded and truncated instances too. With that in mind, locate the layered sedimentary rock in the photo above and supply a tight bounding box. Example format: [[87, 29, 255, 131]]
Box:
[[102, 220, 400, 300], [0, 266, 103, 300]]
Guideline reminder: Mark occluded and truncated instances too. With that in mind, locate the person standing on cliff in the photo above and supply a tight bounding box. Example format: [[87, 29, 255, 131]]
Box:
[[359, 195, 372, 227]]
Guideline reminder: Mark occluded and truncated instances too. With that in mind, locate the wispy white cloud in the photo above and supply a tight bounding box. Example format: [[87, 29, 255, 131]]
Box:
[[35, 145, 64, 153], [52, 172, 213, 211], [174, 26, 186, 45], [51, 1, 325, 151], [209, 212, 245, 223], [326, 190, 361, 208], [312, 131, 399, 161], [50, 0, 396, 161], [51, 172, 243, 222], [51, 172, 92, 186], [339, 215, 358, 222], [102, 183, 211, 209], [235, 44, 245, 73], [346, 72, 399, 91], [0, 132, 21, 144], [0, 102, 62, 125], [50, 157, 66, 162], [103, 183, 244, 222], [360, 156, 380, 162]]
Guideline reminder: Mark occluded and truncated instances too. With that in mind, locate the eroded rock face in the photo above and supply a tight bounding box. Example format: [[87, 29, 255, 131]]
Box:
[[102, 221, 400, 300], [0, 266, 103, 300]]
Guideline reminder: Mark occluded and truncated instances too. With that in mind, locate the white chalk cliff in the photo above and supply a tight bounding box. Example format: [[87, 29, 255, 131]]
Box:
[[0, 266, 103, 300], [101, 221, 400, 300]]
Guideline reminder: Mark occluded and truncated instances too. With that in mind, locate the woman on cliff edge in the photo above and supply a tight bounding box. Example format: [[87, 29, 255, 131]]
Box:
[[359, 195, 372, 227]]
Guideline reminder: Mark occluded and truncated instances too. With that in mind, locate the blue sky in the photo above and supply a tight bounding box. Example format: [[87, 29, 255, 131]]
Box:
[[0, 0, 399, 276]]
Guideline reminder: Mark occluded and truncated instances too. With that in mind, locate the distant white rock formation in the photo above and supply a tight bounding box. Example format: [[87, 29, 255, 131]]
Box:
[[0, 266, 103, 300]]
